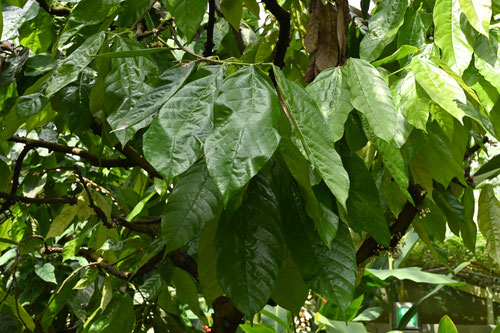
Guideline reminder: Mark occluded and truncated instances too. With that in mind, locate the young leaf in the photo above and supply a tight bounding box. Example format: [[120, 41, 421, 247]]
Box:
[[205, 66, 281, 206], [346, 58, 400, 147], [478, 185, 500, 264], [145, 65, 225, 184], [274, 66, 350, 209], [306, 67, 353, 142], [458, 0, 492, 36], [215, 175, 283, 316], [161, 161, 222, 253], [359, 0, 410, 62], [161, 0, 208, 41]]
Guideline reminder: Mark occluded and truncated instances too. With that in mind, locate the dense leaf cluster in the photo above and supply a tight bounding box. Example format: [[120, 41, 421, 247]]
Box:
[[0, 0, 499, 331]]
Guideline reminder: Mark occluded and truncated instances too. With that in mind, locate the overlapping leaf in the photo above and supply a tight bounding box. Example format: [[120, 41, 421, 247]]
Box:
[[205, 66, 280, 205], [458, 0, 492, 36], [474, 29, 500, 92], [478, 185, 500, 264], [145, 65, 225, 184], [393, 72, 430, 131], [161, 0, 208, 41], [397, 9, 432, 49]]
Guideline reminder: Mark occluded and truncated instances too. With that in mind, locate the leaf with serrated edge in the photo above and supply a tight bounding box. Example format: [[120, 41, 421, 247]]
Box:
[[458, 0, 492, 36], [346, 58, 400, 147], [145, 66, 225, 184], [215, 175, 283, 316], [478, 185, 500, 264], [411, 57, 467, 122], [205, 66, 280, 206], [162, 161, 222, 253], [274, 66, 350, 209], [434, 0, 475, 75]]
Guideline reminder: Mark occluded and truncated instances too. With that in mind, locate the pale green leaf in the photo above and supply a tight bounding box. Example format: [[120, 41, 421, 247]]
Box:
[[458, 0, 492, 36], [478, 185, 500, 263], [46, 204, 77, 238], [306, 67, 353, 142], [316, 313, 368, 333], [274, 66, 350, 209], [434, 0, 475, 75], [474, 29, 500, 92], [162, 161, 222, 253], [393, 72, 430, 131], [244, 0, 260, 17], [145, 65, 225, 184], [205, 66, 280, 206], [397, 9, 433, 49], [438, 315, 458, 333], [365, 267, 462, 285], [100, 277, 112, 310], [360, 0, 410, 62], [411, 57, 467, 121]]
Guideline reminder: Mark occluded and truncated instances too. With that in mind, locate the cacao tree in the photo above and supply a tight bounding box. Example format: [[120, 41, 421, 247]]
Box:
[[0, 0, 499, 331]]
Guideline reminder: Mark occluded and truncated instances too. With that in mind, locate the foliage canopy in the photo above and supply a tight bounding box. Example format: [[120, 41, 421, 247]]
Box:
[[0, 0, 499, 331]]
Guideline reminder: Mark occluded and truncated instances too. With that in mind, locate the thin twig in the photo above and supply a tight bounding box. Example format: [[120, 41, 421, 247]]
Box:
[[168, 24, 224, 64], [131, 0, 158, 30], [0, 145, 32, 214]]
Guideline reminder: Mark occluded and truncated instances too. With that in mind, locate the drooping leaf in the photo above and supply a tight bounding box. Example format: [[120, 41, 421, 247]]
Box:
[[274, 66, 350, 209], [458, 0, 492, 36], [393, 72, 430, 131], [161, 0, 208, 41], [462, 187, 477, 252], [205, 66, 280, 206], [411, 57, 467, 122], [45, 31, 107, 97], [220, 0, 243, 30], [171, 267, 206, 321], [463, 64, 499, 112], [46, 204, 77, 238], [198, 218, 224, 305], [474, 29, 500, 93], [215, 175, 283, 316], [88, 293, 135, 333], [162, 161, 222, 253], [474, 154, 500, 183], [371, 45, 419, 67], [359, 0, 410, 62], [346, 58, 400, 147], [434, 0, 475, 75], [478, 185, 500, 263], [341, 153, 391, 247], [397, 9, 433, 49], [306, 66, 353, 142], [365, 267, 462, 285]]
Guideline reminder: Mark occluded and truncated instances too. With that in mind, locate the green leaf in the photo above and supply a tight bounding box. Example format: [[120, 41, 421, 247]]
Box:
[[353, 307, 384, 322], [270, 247, 309, 314], [145, 65, 225, 184], [42, 273, 79, 330], [104, 37, 158, 145], [411, 57, 467, 122], [46, 204, 77, 238], [13, 93, 48, 118], [463, 64, 499, 112], [316, 313, 368, 333], [438, 315, 458, 333], [434, 0, 475, 75], [100, 277, 112, 310], [306, 67, 353, 142], [458, 0, 492, 36], [478, 185, 500, 263], [359, 0, 410, 62], [462, 187, 477, 252], [342, 153, 391, 247], [365, 267, 462, 285], [171, 267, 206, 320], [162, 0, 208, 41], [221, 0, 243, 30], [244, 0, 260, 17], [346, 58, 400, 147], [274, 66, 350, 209], [393, 72, 430, 131], [0, 287, 35, 331], [18, 6, 53, 54], [45, 31, 106, 97], [205, 66, 280, 206], [239, 323, 276, 333], [94, 48, 172, 58], [162, 161, 222, 253], [397, 9, 433, 49], [474, 154, 500, 183], [198, 218, 224, 305], [215, 175, 283, 316], [88, 293, 135, 333], [474, 29, 500, 93], [123, 64, 194, 137], [35, 263, 57, 284], [372, 45, 419, 67]]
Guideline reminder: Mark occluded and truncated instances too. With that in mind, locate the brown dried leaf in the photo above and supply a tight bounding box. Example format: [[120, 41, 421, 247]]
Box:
[[315, 3, 339, 71]]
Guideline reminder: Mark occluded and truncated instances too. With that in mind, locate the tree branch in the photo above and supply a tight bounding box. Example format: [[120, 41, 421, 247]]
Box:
[[204, 0, 216, 56], [131, 0, 158, 30], [262, 0, 291, 68], [0, 145, 32, 214], [356, 183, 427, 264], [0, 193, 77, 205]]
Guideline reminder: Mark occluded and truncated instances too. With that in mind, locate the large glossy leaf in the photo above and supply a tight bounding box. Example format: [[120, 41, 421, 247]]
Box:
[[104, 37, 158, 145], [359, 0, 410, 62], [342, 153, 391, 246], [411, 57, 467, 122], [397, 9, 433, 49], [45, 31, 106, 97], [88, 294, 135, 333], [162, 0, 208, 41], [305, 67, 353, 142], [393, 72, 430, 131], [365, 267, 462, 285], [161, 161, 222, 253], [478, 185, 500, 263], [434, 0, 475, 75], [144, 65, 224, 183], [121, 64, 194, 134], [346, 58, 400, 147], [215, 175, 283, 316], [458, 0, 492, 36], [474, 29, 500, 92], [205, 66, 280, 206], [274, 66, 350, 209]]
